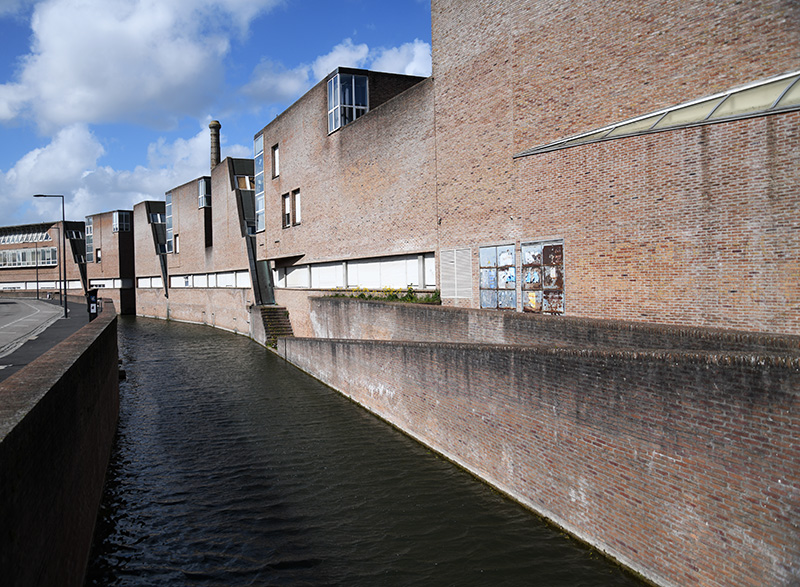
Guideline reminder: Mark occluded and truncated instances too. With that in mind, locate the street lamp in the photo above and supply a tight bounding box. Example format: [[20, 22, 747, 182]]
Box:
[[33, 194, 68, 319]]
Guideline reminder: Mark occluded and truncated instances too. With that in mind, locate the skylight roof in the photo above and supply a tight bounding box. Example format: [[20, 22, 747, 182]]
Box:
[[515, 71, 800, 158]]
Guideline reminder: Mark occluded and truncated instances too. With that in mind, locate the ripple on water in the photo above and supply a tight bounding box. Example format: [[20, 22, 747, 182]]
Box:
[[85, 317, 646, 586]]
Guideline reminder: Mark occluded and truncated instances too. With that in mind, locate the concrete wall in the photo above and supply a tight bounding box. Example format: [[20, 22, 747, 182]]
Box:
[[0, 306, 119, 587], [136, 286, 255, 336], [277, 299, 800, 587]]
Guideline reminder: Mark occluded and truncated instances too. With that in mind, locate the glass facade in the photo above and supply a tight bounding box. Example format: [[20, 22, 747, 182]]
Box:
[[85, 217, 94, 262], [165, 193, 174, 253], [327, 73, 368, 133], [254, 135, 265, 232]]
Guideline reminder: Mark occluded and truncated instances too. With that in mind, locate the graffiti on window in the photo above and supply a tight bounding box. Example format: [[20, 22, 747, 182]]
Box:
[[522, 240, 564, 314], [479, 244, 516, 309]]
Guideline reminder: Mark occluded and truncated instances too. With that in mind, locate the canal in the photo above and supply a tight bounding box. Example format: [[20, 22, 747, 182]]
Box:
[[85, 317, 646, 586]]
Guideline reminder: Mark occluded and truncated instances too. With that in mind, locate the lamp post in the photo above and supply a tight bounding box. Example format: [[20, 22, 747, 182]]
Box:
[[33, 194, 68, 319]]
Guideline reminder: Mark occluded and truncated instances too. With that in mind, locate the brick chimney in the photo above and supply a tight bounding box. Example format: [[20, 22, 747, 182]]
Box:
[[209, 120, 221, 170]]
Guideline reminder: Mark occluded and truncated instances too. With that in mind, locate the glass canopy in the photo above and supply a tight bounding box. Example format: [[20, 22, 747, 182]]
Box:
[[515, 71, 800, 157]]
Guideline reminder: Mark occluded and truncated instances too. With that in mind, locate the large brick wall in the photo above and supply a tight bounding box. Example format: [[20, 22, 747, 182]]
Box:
[[431, 0, 800, 334], [516, 112, 800, 334], [277, 301, 800, 587], [0, 306, 119, 587]]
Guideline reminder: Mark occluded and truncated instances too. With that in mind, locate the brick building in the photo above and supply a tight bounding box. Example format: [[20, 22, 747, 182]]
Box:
[[2, 0, 798, 336], [242, 0, 799, 336], [134, 124, 261, 335], [0, 221, 86, 300], [84, 210, 136, 314]]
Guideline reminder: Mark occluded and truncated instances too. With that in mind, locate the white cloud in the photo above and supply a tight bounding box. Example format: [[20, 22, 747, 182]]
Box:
[[311, 38, 370, 80], [0, 0, 281, 131], [1, 123, 249, 224], [370, 40, 432, 77], [243, 37, 432, 109], [0, 0, 35, 17], [242, 60, 312, 104]]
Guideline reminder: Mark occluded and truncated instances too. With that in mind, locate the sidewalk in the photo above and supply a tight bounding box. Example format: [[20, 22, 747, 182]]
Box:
[[0, 298, 90, 383]]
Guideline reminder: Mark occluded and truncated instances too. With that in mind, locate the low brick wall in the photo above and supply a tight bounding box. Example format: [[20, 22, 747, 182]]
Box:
[[309, 297, 800, 353], [0, 308, 119, 587], [278, 300, 800, 587]]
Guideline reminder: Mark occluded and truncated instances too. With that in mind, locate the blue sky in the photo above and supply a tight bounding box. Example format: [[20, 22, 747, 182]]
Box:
[[0, 0, 431, 224]]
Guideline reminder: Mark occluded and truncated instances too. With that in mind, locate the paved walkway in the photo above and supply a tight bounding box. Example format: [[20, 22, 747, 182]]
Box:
[[0, 298, 90, 383]]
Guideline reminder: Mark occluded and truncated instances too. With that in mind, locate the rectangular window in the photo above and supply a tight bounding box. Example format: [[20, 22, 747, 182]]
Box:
[[85, 217, 94, 262], [174, 234, 180, 254], [521, 240, 565, 314], [165, 192, 174, 253], [198, 177, 211, 208], [479, 245, 516, 310], [254, 135, 265, 232], [271, 144, 280, 177], [282, 193, 291, 228], [112, 211, 131, 232], [327, 73, 368, 133], [292, 189, 301, 225], [96, 248, 102, 262]]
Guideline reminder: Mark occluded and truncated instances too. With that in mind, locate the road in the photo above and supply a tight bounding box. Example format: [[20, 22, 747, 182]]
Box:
[[0, 297, 90, 383]]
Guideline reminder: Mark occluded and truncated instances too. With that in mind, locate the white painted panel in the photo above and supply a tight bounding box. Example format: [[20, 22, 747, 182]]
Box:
[[0, 282, 25, 290], [194, 274, 208, 288], [354, 260, 380, 289], [440, 250, 456, 297], [152, 277, 163, 288], [207, 274, 217, 288], [236, 271, 251, 288], [380, 258, 406, 288], [346, 262, 359, 287], [455, 248, 472, 298], [285, 265, 310, 288], [90, 279, 115, 289], [217, 272, 236, 288], [311, 262, 344, 289], [137, 277, 151, 288], [424, 253, 436, 287], [68, 280, 82, 290], [405, 257, 419, 287], [170, 275, 184, 288]]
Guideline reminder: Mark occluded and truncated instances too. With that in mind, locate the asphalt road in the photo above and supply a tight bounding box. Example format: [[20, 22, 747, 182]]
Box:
[[0, 297, 90, 383]]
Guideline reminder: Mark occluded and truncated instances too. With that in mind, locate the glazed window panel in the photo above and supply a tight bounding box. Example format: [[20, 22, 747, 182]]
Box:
[[522, 240, 564, 314], [479, 244, 516, 310]]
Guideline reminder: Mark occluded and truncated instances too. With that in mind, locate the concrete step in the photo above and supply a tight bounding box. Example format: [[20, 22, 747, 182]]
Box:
[[258, 305, 294, 345]]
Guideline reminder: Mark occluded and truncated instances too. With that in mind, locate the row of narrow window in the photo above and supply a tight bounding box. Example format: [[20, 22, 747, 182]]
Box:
[[0, 247, 58, 268]]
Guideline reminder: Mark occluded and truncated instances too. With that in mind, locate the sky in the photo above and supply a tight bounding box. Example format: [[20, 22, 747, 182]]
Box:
[[0, 0, 432, 225]]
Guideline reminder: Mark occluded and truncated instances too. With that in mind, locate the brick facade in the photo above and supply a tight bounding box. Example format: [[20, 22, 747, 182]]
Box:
[[85, 211, 136, 314], [255, 71, 435, 266], [431, 0, 800, 334]]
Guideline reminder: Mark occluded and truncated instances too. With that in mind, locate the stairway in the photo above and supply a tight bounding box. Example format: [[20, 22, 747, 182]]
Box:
[[259, 305, 294, 346]]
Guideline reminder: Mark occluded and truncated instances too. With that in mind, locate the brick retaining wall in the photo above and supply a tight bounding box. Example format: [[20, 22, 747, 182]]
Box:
[[279, 299, 800, 586], [310, 297, 800, 353], [0, 307, 119, 587]]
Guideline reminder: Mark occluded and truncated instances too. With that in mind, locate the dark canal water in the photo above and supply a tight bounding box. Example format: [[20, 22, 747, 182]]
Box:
[[85, 317, 645, 586]]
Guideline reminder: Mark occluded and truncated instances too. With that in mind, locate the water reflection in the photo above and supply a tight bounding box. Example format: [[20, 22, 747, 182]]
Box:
[[86, 317, 644, 586]]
